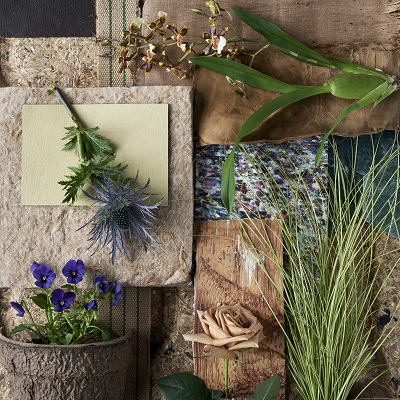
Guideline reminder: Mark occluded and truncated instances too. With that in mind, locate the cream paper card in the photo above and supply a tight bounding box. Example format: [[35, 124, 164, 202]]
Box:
[[21, 104, 168, 205]]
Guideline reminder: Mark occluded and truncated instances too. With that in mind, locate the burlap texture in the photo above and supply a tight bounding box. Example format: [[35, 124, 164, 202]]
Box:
[[96, 0, 140, 86]]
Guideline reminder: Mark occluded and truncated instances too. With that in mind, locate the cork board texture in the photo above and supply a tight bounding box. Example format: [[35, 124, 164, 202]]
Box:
[[0, 86, 193, 287]]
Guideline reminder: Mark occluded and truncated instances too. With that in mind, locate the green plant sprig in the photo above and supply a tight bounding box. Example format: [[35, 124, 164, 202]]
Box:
[[49, 86, 127, 204], [190, 7, 399, 213]]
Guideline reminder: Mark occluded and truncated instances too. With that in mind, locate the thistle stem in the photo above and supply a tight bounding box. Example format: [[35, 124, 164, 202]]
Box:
[[54, 86, 83, 128]]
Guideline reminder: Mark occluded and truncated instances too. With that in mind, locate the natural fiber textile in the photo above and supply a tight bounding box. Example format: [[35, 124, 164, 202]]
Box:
[[96, 0, 139, 86]]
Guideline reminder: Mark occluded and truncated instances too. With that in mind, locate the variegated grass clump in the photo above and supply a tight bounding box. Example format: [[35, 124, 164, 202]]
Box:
[[239, 138, 400, 399]]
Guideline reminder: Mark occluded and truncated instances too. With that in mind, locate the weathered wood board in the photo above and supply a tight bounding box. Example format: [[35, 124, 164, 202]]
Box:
[[194, 219, 285, 399]]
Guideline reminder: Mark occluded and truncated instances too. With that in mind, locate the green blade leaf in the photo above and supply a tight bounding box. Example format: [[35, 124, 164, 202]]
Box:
[[248, 374, 280, 400], [315, 81, 390, 166], [373, 82, 397, 108], [231, 7, 336, 68], [156, 373, 210, 400], [221, 85, 331, 211], [191, 57, 304, 93], [9, 324, 30, 335]]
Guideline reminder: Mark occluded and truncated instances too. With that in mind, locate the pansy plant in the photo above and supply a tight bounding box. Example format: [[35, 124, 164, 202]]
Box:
[[9, 260, 122, 345]]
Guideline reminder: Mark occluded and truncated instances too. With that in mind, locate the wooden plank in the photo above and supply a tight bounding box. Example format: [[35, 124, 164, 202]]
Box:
[[194, 219, 285, 399]]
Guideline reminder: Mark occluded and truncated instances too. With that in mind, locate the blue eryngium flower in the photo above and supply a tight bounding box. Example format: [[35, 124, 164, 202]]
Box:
[[10, 301, 25, 317], [62, 259, 85, 284], [83, 299, 98, 311], [50, 288, 76, 312], [81, 175, 161, 264], [30, 262, 56, 289]]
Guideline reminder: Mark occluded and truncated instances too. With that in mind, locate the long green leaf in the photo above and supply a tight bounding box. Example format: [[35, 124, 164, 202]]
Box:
[[191, 57, 305, 93], [222, 85, 331, 211], [231, 7, 393, 82], [231, 7, 336, 68], [314, 81, 390, 165]]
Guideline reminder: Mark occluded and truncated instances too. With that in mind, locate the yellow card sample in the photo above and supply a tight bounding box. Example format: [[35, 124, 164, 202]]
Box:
[[21, 104, 168, 205]]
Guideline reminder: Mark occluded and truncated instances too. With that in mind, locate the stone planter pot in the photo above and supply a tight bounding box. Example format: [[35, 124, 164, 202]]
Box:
[[0, 329, 134, 400]]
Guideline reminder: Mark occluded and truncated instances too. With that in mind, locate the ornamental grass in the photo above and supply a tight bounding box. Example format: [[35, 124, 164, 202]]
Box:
[[239, 137, 400, 399]]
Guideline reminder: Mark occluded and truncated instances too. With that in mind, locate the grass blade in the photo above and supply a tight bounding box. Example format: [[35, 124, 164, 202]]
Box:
[[222, 85, 331, 211], [191, 57, 305, 93]]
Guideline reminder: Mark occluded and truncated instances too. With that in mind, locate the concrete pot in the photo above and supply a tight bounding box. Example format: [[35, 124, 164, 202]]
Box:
[[0, 329, 134, 400]]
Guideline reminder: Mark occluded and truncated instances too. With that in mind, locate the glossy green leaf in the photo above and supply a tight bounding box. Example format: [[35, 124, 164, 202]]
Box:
[[315, 81, 390, 166], [209, 389, 224, 399], [221, 85, 331, 211], [248, 374, 280, 400], [373, 82, 398, 108], [191, 57, 304, 93], [231, 7, 336, 68], [31, 293, 48, 310], [157, 373, 210, 400]]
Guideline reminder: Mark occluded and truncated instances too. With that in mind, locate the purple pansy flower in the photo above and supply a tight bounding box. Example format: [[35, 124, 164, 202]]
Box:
[[62, 259, 85, 284], [94, 276, 111, 293], [83, 299, 98, 311], [10, 301, 25, 317], [30, 262, 56, 289], [112, 283, 123, 306], [50, 289, 76, 312]]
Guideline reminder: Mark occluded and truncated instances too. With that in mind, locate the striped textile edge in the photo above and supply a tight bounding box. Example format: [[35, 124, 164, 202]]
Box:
[[98, 287, 151, 400], [96, 0, 139, 86]]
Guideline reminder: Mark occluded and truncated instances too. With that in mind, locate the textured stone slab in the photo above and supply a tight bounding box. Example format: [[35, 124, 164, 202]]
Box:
[[0, 86, 193, 287]]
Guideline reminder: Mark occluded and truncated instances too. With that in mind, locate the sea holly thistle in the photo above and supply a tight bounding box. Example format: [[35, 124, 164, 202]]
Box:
[[190, 7, 400, 212], [50, 86, 160, 263]]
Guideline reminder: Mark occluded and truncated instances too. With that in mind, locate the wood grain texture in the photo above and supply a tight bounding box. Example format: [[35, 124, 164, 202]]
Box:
[[194, 219, 285, 399]]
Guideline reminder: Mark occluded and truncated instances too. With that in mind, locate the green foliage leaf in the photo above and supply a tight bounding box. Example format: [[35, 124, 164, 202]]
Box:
[[191, 57, 303, 93], [156, 373, 211, 400], [248, 374, 280, 400], [101, 329, 111, 342], [315, 81, 390, 166], [9, 324, 30, 335], [209, 389, 224, 399], [231, 7, 336, 68], [221, 85, 330, 211], [59, 333, 73, 345], [31, 293, 48, 310]]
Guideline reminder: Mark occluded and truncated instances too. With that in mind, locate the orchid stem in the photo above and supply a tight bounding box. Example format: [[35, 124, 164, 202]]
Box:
[[224, 358, 229, 398]]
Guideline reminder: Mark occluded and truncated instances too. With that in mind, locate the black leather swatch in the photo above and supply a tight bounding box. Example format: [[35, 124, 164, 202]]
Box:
[[0, 0, 95, 37]]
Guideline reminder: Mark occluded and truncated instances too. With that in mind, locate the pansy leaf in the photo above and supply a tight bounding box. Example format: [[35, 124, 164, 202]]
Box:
[[9, 324, 30, 335], [60, 284, 76, 291], [190, 57, 304, 93], [221, 85, 331, 211], [102, 329, 111, 342], [156, 373, 210, 400], [31, 293, 48, 310], [315, 81, 390, 166], [248, 374, 280, 400]]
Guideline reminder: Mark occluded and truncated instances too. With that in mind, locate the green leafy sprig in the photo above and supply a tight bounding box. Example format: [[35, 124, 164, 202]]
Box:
[[50, 85, 127, 204], [190, 7, 399, 212]]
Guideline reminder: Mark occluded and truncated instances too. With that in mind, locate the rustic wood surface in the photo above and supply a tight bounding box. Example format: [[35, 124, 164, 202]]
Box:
[[194, 219, 285, 399]]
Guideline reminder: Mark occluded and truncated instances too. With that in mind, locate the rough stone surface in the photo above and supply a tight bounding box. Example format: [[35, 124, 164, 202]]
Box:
[[0, 86, 193, 287], [0, 329, 134, 400]]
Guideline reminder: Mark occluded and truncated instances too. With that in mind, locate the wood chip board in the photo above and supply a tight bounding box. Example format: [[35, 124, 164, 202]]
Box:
[[194, 220, 285, 399]]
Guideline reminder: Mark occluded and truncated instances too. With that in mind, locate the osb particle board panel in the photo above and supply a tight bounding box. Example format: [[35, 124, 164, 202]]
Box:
[[0, 86, 193, 288], [194, 220, 285, 399]]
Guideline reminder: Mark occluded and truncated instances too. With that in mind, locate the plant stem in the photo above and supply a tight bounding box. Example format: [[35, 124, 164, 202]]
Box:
[[224, 358, 229, 398], [54, 86, 83, 128]]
